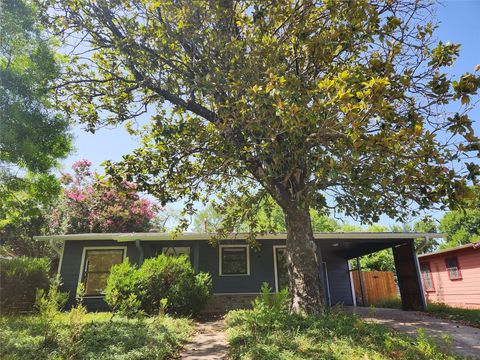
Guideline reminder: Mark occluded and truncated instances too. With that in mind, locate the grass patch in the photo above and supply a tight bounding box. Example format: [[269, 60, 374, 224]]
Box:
[[372, 297, 402, 309], [226, 309, 460, 359], [0, 312, 193, 360], [425, 303, 480, 328], [226, 285, 461, 360], [373, 299, 480, 328]]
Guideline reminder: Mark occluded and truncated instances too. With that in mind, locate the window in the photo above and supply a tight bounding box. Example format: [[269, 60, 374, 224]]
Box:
[[445, 257, 462, 280], [163, 246, 191, 259], [219, 245, 249, 276], [420, 262, 435, 292], [80, 248, 126, 296]]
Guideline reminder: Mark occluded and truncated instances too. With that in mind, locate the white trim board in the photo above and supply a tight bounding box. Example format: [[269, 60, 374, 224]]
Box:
[[77, 246, 128, 298], [35, 232, 446, 242], [57, 241, 65, 276], [218, 244, 250, 276], [348, 262, 357, 307], [273, 245, 286, 292]]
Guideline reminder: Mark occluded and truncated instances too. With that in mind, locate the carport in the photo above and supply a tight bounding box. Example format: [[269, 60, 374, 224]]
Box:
[[316, 232, 446, 311]]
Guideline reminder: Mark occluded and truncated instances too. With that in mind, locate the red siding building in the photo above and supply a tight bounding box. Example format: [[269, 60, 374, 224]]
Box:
[[418, 243, 480, 309]]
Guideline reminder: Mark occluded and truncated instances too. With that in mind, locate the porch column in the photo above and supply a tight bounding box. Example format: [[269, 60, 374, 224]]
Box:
[[392, 241, 426, 311]]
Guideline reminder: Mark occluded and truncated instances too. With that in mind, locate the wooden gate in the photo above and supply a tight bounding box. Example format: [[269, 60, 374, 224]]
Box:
[[351, 270, 399, 305]]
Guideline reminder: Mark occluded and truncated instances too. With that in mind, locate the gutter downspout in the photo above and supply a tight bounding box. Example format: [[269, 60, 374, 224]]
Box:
[[135, 240, 144, 266]]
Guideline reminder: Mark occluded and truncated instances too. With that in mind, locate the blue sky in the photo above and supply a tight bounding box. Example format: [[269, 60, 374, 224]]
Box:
[[61, 1, 480, 227]]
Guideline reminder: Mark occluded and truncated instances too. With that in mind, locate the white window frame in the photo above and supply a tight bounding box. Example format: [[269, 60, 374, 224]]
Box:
[[219, 244, 250, 276], [273, 245, 286, 292], [77, 246, 128, 298]]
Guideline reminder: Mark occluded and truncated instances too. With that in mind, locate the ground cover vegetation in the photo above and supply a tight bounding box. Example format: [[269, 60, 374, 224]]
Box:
[[0, 281, 193, 360], [425, 303, 480, 329], [226, 284, 461, 360]]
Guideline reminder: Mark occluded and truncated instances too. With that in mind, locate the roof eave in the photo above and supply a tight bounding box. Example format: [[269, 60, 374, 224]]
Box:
[[34, 232, 447, 242]]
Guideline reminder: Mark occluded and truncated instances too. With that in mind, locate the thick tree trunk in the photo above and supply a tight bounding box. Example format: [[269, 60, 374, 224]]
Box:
[[284, 206, 326, 314]]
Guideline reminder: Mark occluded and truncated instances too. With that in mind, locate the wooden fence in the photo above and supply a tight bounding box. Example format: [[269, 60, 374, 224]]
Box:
[[351, 270, 399, 305]]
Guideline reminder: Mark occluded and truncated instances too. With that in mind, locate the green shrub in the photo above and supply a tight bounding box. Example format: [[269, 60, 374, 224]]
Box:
[[0, 257, 51, 314], [105, 254, 212, 316], [35, 280, 68, 348]]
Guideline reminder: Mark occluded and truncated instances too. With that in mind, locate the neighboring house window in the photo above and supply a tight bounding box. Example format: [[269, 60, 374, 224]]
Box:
[[163, 246, 191, 259], [420, 262, 435, 292], [81, 248, 125, 296], [219, 245, 250, 276], [445, 257, 462, 280]]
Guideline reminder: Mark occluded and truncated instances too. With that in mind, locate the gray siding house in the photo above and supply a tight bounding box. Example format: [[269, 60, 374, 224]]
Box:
[[35, 232, 437, 312]]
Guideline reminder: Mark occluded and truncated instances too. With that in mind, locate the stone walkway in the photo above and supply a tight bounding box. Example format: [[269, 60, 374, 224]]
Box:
[[180, 317, 229, 359], [346, 306, 480, 358]]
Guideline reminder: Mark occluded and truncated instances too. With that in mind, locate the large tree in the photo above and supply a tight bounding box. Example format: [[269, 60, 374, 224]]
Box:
[[440, 186, 480, 248], [41, 0, 479, 313], [0, 0, 71, 172], [0, 0, 71, 256], [51, 159, 159, 234]]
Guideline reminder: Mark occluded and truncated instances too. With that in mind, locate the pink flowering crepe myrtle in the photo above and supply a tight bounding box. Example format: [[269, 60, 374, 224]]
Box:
[[51, 159, 160, 234]]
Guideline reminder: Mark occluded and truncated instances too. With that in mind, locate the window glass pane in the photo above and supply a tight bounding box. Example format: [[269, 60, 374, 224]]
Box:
[[276, 248, 288, 291], [86, 250, 124, 272], [163, 246, 191, 259], [83, 249, 124, 295], [85, 272, 110, 295], [222, 247, 247, 274], [446, 258, 461, 279], [420, 263, 434, 291]]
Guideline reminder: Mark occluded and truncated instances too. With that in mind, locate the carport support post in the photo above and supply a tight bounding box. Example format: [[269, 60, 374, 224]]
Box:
[[356, 257, 366, 306], [392, 241, 426, 311]]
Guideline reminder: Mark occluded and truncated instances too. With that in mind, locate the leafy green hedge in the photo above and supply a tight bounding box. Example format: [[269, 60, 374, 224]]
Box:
[[105, 254, 211, 316], [0, 257, 51, 314]]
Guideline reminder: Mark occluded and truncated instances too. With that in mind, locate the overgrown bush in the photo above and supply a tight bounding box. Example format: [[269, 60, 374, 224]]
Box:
[[0, 257, 51, 314], [105, 254, 211, 316]]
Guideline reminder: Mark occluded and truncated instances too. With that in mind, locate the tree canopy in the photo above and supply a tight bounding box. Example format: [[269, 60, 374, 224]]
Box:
[[193, 202, 338, 233], [40, 0, 479, 313], [51, 160, 159, 234], [0, 0, 72, 257], [1, 0, 71, 172], [42, 0, 479, 228], [440, 186, 480, 248]]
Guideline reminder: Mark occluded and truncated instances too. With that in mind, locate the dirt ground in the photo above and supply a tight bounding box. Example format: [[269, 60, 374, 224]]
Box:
[[346, 306, 480, 358], [180, 316, 229, 360]]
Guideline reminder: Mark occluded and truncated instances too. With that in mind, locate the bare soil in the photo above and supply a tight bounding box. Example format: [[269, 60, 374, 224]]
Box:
[[180, 316, 229, 360]]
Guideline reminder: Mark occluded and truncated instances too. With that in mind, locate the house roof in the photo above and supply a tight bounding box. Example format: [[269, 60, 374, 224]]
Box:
[[34, 231, 445, 242], [418, 242, 480, 258]]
